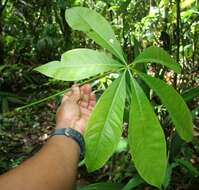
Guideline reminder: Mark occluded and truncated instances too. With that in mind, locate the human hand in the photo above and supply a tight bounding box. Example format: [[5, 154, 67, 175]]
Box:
[[56, 84, 96, 134]]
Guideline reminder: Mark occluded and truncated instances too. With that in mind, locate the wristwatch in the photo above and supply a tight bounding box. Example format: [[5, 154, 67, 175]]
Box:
[[51, 128, 85, 160]]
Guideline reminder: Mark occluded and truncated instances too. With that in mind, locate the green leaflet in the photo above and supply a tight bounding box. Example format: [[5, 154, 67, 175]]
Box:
[[85, 72, 126, 171], [34, 49, 122, 81], [133, 46, 181, 73], [128, 76, 167, 188], [137, 72, 193, 142], [65, 7, 126, 64]]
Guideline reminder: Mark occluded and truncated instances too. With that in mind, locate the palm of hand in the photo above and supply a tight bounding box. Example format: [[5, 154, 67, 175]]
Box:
[[56, 84, 96, 134]]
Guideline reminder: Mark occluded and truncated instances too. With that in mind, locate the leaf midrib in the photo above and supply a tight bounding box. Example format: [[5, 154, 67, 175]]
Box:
[[131, 79, 166, 186], [138, 73, 192, 141], [76, 11, 126, 64], [38, 63, 122, 70], [92, 74, 124, 165], [131, 79, 147, 155]]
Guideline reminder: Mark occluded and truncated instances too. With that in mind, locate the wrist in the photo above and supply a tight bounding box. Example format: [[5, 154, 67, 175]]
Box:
[[56, 123, 72, 129], [48, 135, 80, 158], [56, 124, 84, 135], [50, 128, 85, 160]]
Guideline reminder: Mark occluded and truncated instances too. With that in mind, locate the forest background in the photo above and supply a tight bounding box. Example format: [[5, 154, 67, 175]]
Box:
[[0, 0, 199, 189]]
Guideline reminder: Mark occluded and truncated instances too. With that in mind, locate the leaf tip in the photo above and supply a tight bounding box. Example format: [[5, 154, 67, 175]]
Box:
[[85, 162, 97, 173], [184, 134, 193, 143]]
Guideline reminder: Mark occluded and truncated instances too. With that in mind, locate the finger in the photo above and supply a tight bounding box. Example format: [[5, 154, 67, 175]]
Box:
[[80, 84, 91, 107], [89, 100, 96, 107], [79, 101, 88, 108], [71, 85, 81, 102], [90, 92, 96, 101], [61, 91, 72, 103], [80, 107, 91, 117], [82, 93, 89, 107], [80, 84, 91, 99], [88, 100, 96, 108], [89, 93, 96, 104], [80, 84, 91, 95], [87, 103, 95, 111], [88, 92, 96, 108], [88, 104, 95, 111]]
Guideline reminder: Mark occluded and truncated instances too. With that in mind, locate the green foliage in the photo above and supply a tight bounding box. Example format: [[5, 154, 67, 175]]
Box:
[[175, 159, 199, 177], [35, 7, 194, 188], [0, 65, 7, 72], [133, 46, 181, 73], [129, 76, 167, 187], [85, 73, 126, 171], [137, 72, 193, 142], [65, 7, 126, 64], [182, 87, 199, 102], [0, 91, 26, 113], [2, 0, 198, 189], [115, 138, 128, 153], [163, 163, 178, 189], [34, 49, 122, 81]]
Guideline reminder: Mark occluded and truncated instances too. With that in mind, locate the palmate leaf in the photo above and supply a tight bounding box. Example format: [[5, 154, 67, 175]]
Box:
[[85, 72, 126, 171], [34, 49, 122, 81], [133, 46, 181, 73], [137, 72, 193, 142], [128, 76, 167, 188], [65, 7, 126, 64]]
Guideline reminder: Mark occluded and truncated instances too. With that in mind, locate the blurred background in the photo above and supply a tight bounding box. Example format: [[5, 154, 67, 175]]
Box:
[[0, 0, 199, 189]]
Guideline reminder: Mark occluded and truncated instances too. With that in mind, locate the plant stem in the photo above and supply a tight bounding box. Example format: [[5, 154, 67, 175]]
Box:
[[127, 68, 134, 79], [2, 69, 125, 117], [15, 73, 107, 112]]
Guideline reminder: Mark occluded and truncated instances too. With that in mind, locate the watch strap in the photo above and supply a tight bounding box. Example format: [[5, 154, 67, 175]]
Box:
[[51, 128, 85, 160]]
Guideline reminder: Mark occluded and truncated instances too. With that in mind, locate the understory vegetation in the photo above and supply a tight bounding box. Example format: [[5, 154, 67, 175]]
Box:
[[0, 0, 199, 189]]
